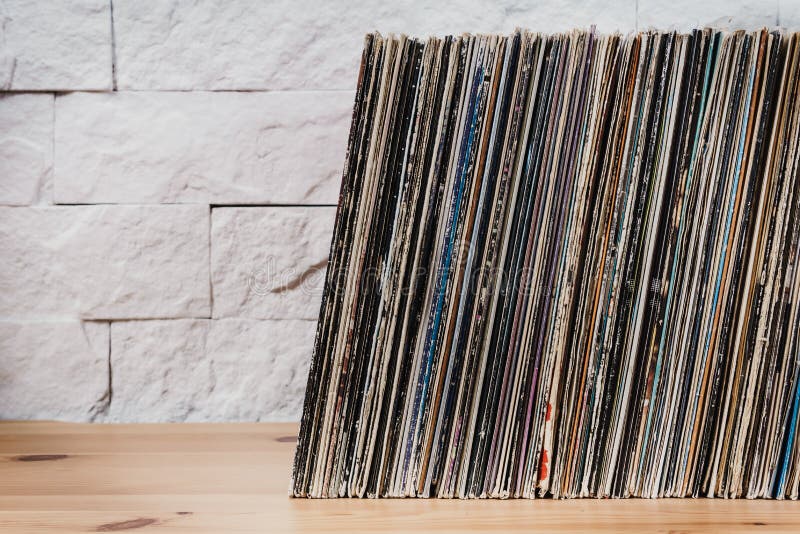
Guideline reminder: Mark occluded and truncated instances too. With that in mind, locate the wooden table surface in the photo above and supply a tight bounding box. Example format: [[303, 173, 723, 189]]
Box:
[[1, 422, 798, 533]]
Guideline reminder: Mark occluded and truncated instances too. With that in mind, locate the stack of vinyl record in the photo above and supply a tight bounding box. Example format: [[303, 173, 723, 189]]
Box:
[[292, 28, 800, 499]]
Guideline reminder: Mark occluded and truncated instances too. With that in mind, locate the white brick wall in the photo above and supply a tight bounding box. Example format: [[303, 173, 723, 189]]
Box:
[[0, 0, 787, 422]]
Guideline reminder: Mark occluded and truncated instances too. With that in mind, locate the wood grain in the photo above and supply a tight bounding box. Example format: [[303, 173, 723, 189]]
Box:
[[0, 422, 797, 533]]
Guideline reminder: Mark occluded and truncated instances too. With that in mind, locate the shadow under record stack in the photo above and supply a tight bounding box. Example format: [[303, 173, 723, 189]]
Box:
[[291, 28, 800, 499]]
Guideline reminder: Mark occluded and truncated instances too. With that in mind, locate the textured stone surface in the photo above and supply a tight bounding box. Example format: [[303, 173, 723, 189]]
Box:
[[55, 91, 351, 204], [0, 94, 53, 205], [108, 319, 315, 422], [212, 207, 335, 320], [3, 0, 782, 425], [114, 0, 637, 90], [0, 206, 209, 319], [638, 0, 778, 31], [0, 0, 111, 90], [0, 320, 109, 420], [782, 0, 800, 29]]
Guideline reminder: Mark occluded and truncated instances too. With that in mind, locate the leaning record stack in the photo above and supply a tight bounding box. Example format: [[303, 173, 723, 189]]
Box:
[[292, 28, 800, 499]]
